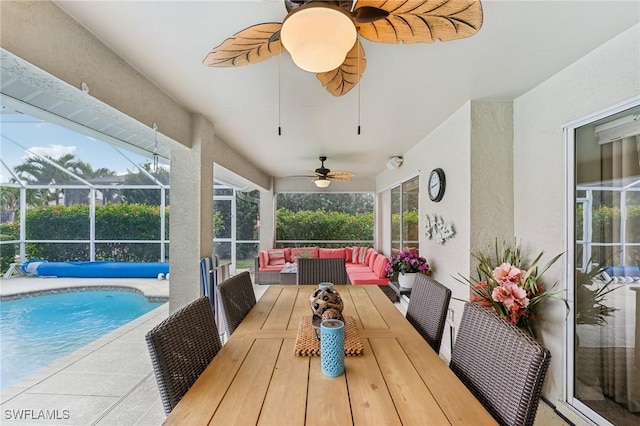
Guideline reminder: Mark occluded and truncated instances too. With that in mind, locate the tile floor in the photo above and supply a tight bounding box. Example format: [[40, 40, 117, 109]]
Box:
[[0, 278, 569, 425]]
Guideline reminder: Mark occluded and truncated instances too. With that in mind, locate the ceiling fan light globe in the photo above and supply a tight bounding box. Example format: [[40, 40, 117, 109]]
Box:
[[314, 178, 331, 188], [281, 3, 357, 73]]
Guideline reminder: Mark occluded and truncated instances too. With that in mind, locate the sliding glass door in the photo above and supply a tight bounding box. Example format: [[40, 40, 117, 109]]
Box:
[[569, 101, 640, 425]]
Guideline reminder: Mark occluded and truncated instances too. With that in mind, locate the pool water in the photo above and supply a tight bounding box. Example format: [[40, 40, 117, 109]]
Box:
[[0, 290, 164, 389]]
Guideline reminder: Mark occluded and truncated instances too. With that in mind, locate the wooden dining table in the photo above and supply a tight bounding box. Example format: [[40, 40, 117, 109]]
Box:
[[164, 285, 497, 425]]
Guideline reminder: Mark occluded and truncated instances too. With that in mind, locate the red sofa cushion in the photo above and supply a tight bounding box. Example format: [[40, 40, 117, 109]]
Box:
[[318, 248, 346, 259], [345, 263, 370, 274], [373, 255, 390, 279], [367, 251, 379, 270], [344, 247, 353, 263], [259, 251, 269, 268], [259, 265, 284, 272], [365, 248, 376, 266], [267, 249, 286, 266], [290, 247, 318, 261], [349, 272, 390, 285]]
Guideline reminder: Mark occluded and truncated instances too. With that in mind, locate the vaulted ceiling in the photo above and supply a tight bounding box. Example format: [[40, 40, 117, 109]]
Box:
[[52, 0, 639, 182]]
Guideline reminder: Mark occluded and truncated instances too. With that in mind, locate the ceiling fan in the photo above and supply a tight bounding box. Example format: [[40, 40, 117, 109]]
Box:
[[203, 0, 483, 97], [299, 156, 355, 188]]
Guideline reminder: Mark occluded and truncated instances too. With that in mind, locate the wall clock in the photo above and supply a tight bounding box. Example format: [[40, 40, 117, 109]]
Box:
[[428, 168, 446, 202]]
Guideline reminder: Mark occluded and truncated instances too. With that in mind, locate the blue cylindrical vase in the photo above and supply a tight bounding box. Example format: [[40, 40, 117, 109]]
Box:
[[320, 319, 345, 377]]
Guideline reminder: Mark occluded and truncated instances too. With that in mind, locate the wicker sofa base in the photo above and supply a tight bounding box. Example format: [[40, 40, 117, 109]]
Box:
[[255, 268, 281, 285]]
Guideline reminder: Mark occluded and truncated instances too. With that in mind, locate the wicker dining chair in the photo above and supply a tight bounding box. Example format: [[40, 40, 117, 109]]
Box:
[[145, 296, 223, 416], [405, 274, 451, 353], [218, 271, 256, 336], [296, 258, 349, 285], [449, 303, 551, 426]]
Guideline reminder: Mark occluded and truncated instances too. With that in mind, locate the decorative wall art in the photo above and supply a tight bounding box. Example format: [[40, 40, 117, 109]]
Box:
[[424, 214, 455, 244]]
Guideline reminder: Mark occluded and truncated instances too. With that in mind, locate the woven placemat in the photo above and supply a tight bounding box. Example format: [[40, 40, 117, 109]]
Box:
[[294, 315, 363, 357]]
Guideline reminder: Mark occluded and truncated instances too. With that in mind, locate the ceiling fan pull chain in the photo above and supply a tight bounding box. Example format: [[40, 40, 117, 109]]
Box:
[[357, 37, 361, 135], [278, 42, 282, 136]]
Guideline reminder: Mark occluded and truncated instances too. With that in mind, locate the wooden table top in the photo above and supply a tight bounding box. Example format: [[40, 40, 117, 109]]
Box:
[[164, 285, 497, 426]]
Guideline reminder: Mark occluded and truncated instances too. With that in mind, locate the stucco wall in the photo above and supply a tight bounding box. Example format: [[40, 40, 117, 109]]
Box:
[[513, 24, 640, 405], [377, 102, 472, 358], [376, 100, 515, 359]]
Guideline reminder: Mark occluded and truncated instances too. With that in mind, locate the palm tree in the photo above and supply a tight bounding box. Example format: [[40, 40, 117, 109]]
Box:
[[62, 159, 119, 205], [122, 162, 170, 205], [13, 154, 119, 206], [13, 153, 79, 206], [0, 186, 20, 222]]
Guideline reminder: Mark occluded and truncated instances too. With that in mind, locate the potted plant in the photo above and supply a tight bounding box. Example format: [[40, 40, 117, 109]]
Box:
[[575, 265, 619, 326], [386, 251, 430, 289], [456, 240, 567, 338]]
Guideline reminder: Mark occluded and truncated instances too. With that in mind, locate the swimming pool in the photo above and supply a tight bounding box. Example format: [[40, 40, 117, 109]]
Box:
[[0, 289, 165, 389]]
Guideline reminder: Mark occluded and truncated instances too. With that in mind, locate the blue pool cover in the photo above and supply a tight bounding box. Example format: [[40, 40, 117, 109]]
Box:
[[24, 261, 169, 278]]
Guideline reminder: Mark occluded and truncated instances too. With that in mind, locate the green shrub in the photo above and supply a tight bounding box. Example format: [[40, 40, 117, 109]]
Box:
[[22, 204, 170, 262], [13, 203, 227, 264], [276, 209, 373, 244], [0, 221, 19, 272]]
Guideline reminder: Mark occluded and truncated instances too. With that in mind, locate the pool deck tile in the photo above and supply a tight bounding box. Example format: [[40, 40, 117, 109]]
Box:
[[26, 372, 148, 398], [0, 276, 169, 300]]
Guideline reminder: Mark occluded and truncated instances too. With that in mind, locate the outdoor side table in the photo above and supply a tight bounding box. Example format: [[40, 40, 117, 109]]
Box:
[[279, 263, 297, 285], [388, 281, 413, 302]]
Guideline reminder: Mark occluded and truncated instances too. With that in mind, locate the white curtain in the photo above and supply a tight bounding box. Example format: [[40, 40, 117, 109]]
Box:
[[597, 135, 640, 413]]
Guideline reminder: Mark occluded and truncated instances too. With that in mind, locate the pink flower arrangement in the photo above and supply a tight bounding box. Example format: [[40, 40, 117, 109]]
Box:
[[458, 241, 566, 337], [386, 250, 430, 276]]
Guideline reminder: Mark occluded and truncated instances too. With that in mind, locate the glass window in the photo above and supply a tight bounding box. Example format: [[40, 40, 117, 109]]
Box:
[[212, 187, 260, 273], [402, 176, 420, 252], [391, 186, 401, 252], [390, 175, 420, 255], [275, 193, 374, 247]]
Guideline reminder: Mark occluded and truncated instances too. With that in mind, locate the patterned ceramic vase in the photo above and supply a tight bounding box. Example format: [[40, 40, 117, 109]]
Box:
[[320, 319, 345, 377]]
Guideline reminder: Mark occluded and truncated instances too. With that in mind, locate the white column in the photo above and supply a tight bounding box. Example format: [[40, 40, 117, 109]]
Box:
[[259, 182, 275, 250], [169, 114, 214, 313]]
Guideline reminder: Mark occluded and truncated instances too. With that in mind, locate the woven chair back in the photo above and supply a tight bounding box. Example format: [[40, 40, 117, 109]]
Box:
[[145, 297, 222, 415], [218, 271, 257, 335], [405, 274, 451, 353], [450, 303, 551, 426], [296, 258, 349, 285]]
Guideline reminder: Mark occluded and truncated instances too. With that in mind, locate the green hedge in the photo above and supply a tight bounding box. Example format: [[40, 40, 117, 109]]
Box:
[[391, 210, 419, 242], [0, 222, 19, 272], [276, 209, 373, 243], [576, 204, 640, 265], [21, 204, 167, 261]]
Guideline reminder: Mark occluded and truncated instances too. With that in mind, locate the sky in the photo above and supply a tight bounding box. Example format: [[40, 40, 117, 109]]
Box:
[[0, 111, 161, 184]]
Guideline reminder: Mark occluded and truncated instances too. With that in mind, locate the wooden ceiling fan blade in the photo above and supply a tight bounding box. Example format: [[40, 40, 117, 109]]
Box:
[[328, 175, 353, 182], [328, 171, 355, 178], [355, 0, 483, 44], [317, 40, 366, 97], [203, 23, 283, 67], [352, 6, 389, 23]]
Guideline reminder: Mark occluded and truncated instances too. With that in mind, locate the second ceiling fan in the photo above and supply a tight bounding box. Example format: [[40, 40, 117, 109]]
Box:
[[304, 156, 355, 188]]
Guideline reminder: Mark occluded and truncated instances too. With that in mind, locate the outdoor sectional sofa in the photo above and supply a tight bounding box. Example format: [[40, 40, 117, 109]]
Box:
[[254, 247, 391, 285]]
